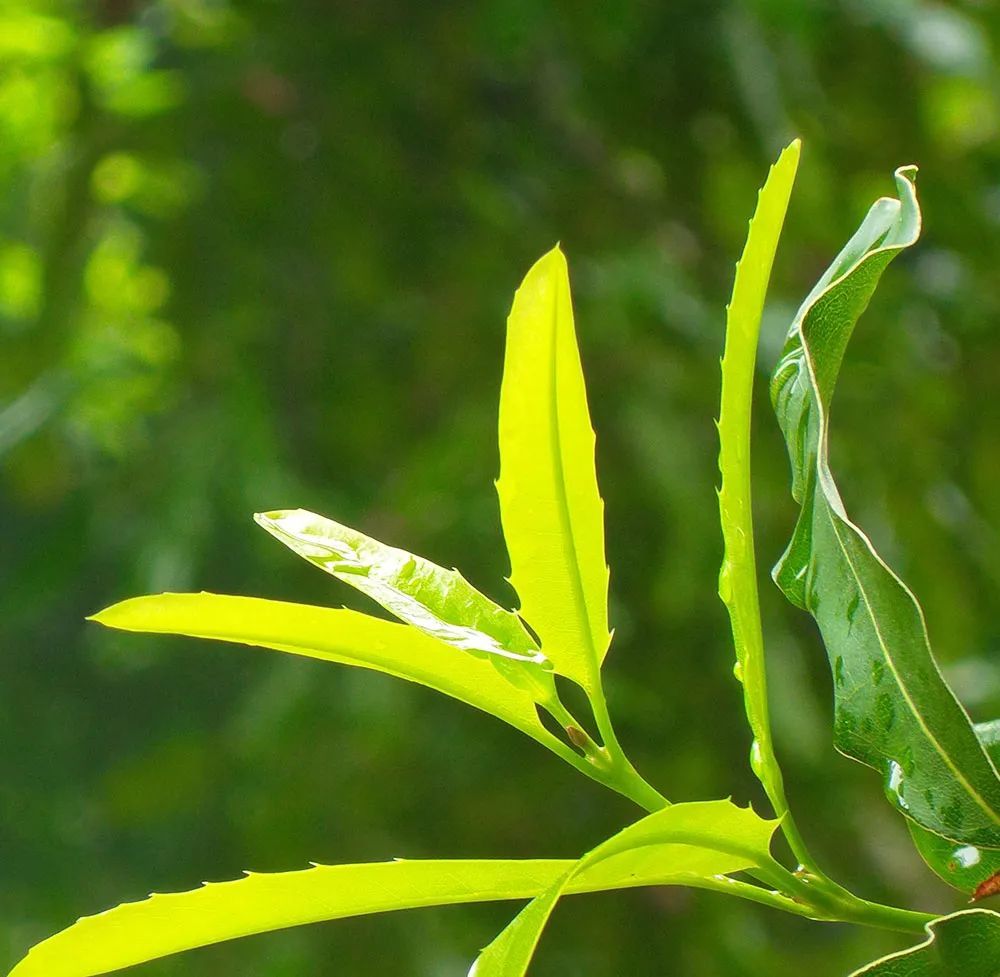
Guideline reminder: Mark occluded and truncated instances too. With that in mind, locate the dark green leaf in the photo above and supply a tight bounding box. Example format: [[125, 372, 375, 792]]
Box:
[[909, 722, 1000, 894], [771, 166, 1000, 847], [848, 909, 1000, 976]]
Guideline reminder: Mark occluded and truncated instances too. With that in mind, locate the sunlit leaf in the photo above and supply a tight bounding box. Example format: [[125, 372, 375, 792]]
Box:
[[770, 166, 1000, 847], [469, 799, 778, 977], [848, 909, 1000, 976], [9, 841, 787, 977], [718, 139, 799, 805], [90, 593, 563, 754], [254, 509, 558, 705], [256, 508, 543, 662], [496, 246, 610, 692]]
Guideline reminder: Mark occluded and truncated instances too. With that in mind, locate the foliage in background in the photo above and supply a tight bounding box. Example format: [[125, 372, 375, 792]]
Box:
[[12, 146, 1000, 976], [4, 2, 1000, 975]]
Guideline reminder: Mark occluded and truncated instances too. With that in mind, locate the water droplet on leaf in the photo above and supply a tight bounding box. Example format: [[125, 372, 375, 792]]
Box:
[[953, 845, 982, 869], [886, 760, 909, 810]]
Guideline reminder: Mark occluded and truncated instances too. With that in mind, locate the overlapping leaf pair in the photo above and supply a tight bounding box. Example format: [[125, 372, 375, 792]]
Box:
[[11, 141, 1000, 977], [15, 237, 788, 977]]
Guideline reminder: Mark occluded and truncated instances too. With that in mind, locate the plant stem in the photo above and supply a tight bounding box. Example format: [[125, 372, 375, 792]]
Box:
[[752, 857, 932, 935], [607, 754, 670, 811], [583, 739, 931, 936], [688, 874, 834, 921], [833, 895, 934, 935], [553, 650, 928, 936], [588, 675, 670, 811]]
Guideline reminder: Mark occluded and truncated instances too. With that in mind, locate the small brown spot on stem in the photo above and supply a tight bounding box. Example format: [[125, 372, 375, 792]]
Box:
[[565, 725, 589, 750]]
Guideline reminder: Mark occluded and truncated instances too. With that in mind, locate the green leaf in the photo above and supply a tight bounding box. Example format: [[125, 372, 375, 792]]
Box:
[[90, 593, 563, 754], [909, 722, 1000, 894], [496, 246, 610, 692], [848, 909, 1000, 976], [9, 843, 785, 977], [718, 139, 799, 808], [254, 509, 558, 702], [469, 799, 778, 977], [770, 166, 1000, 847], [254, 509, 544, 664]]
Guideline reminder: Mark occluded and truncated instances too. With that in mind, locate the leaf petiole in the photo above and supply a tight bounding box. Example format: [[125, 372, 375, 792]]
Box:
[[750, 857, 933, 935]]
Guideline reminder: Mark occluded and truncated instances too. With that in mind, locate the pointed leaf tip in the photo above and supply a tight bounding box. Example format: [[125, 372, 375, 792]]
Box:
[[74, 592, 560, 751], [717, 140, 799, 805], [497, 245, 611, 689], [770, 167, 1000, 849], [254, 508, 549, 675]]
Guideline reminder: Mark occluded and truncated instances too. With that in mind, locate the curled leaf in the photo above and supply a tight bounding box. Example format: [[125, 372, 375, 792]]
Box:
[[771, 166, 1000, 848]]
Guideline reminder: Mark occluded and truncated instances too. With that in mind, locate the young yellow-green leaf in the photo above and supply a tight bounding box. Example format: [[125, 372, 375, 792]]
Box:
[[771, 166, 1000, 847], [496, 246, 610, 692], [254, 509, 558, 704], [9, 861, 566, 977], [848, 909, 1000, 976], [718, 139, 799, 810], [469, 799, 778, 977], [9, 844, 793, 977], [90, 593, 559, 753], [254, 510, 545, 665]]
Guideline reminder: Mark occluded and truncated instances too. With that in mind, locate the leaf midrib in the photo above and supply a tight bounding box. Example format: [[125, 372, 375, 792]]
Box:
[[544, 293, 600, 683], [827, 510, 1000, 829], [799, 327, 1000, 832]]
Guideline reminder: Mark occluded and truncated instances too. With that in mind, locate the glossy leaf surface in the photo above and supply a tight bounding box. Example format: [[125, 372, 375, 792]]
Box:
[[90, 593, 562, 753], [254, 509, 557, 703], [496, 246, 610, 691], [718, 139, 799, 806], [849, 909, 1000, 976], [909, 722, 1000, 893], [9, 846, 780, 977], [254, 509, 545, 664], [469, 799, 777, 977], [770, 167, 1000, 847]]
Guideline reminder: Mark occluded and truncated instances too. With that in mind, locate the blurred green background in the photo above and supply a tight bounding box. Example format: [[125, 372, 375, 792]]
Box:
[[3, 1, 1000, 974]]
